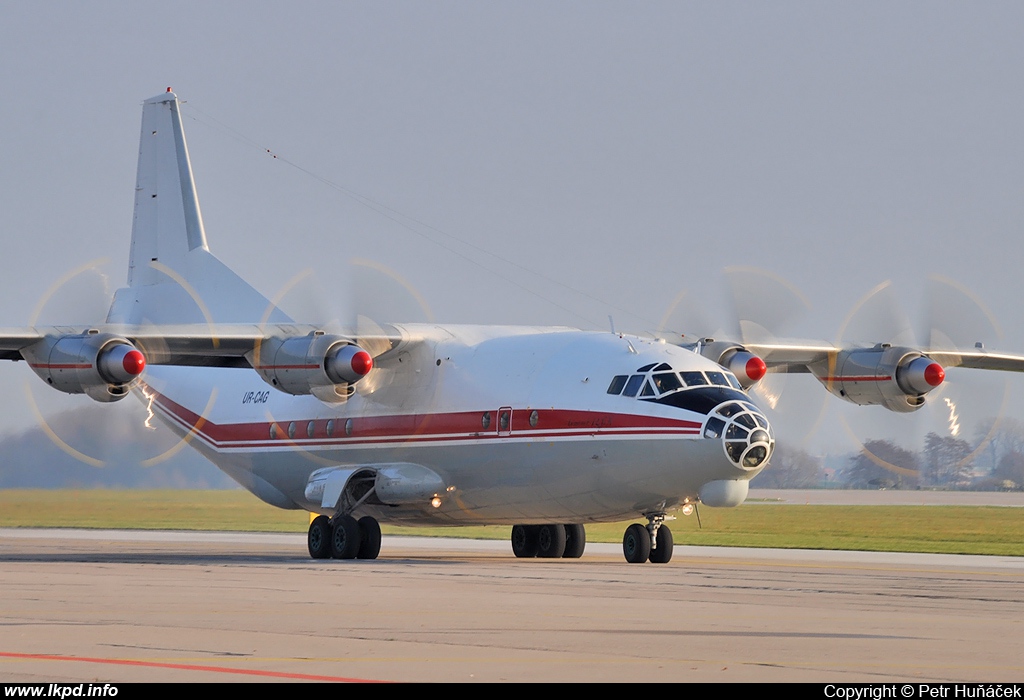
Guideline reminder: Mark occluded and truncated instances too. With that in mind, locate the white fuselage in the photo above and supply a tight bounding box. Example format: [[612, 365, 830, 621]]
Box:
[[140, 324, 770, 525]]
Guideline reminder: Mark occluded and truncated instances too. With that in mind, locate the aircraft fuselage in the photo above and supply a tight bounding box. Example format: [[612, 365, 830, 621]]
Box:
[[141, 324, 771, 525]]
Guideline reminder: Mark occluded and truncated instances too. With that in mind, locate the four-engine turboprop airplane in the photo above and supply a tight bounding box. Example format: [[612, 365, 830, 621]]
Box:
[[5, 90, 1024, 564]]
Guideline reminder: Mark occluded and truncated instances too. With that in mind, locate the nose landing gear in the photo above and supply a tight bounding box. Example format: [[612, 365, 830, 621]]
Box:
[[623, 513, 674, 564]]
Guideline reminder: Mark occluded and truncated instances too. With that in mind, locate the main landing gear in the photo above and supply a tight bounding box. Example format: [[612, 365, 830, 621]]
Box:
[[622, 513, 673, 564], [511, 524, 587, 559], [307, 514, 382, 560]]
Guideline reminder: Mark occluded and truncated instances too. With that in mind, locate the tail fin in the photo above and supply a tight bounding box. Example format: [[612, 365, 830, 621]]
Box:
[[107, 90, 288, 326]]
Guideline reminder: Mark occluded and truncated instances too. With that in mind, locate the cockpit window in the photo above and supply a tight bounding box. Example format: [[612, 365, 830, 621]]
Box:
[[623, 374, 645, 397], [680, 371, 708, 386], [652, 372, 682, 394], [607, 375, 628, 395], [608, 363, 755, 411], [736, 413, 757, 429], [706, 371, 730, 387], [717, 402, 743, 418], [704, 417, 725, 439]]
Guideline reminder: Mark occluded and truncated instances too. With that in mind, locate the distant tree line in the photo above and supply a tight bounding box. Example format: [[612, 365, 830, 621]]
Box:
[[752, 419, 1024, 490]]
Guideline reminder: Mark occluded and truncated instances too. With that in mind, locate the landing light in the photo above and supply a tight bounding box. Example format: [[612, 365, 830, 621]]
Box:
[[431, 496, 442, 508], [681, 504, 694, 516]]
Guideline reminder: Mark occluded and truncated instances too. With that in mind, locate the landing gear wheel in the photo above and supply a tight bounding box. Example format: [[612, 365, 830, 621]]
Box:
[[331, 515, 361, 559], [357, 516, 381, 560], [307, 515, 332, 559], [562, 524, 586, 558], [623, 523, 651, 563], [537, 523, 567, 558], [648, 524, 674, 564], [511, 525, 540, 558]]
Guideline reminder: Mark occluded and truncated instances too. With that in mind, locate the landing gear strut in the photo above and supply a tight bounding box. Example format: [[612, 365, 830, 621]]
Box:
[[622, 513, 674, 564]]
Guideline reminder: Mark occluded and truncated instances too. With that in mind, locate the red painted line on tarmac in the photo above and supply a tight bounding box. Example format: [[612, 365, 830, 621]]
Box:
[[0, 651, 385, 683]]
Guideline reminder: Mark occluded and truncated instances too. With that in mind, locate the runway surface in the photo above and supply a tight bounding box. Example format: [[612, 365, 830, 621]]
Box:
[[2, 529, 1023, 683]]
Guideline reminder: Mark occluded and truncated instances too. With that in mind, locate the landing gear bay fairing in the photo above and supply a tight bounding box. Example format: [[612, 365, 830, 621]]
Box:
[[5, 91, 1024, 563]]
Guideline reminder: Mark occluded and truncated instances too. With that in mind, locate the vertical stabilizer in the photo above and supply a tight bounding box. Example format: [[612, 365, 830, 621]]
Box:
[[109, 90, 288, 325], [127, 89, 208, 286]]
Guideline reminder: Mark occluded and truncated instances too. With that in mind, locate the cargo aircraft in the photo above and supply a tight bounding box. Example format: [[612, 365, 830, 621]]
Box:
[[4, 90, 1024, 564]]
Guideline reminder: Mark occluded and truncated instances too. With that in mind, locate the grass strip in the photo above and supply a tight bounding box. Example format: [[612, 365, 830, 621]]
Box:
[[1, 489, 1022, 556]]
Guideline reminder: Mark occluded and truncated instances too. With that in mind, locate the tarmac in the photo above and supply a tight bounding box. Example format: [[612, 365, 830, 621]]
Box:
[[2, 525, 1022, 683]]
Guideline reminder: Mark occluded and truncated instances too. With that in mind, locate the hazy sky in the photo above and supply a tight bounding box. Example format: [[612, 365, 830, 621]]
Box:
[[1, 2, 1023, 456]]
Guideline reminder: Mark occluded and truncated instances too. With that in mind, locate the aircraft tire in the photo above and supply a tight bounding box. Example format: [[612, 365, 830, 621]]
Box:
[[622, 523, 651, 564], [537, 523, 567, 558], [562, 524, 586, 558], [511, 525, 540, 558], [307, 515, 333, 559], [648, 524, 673, 564], [357, 516, 382, 560], [331, 515, 361, 559]]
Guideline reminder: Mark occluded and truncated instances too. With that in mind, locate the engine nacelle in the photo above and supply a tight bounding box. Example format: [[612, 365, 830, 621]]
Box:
[[251, 333, 373, 401], [811, 345, 945, 413], [21, 332, 147, 403], [695, 340, 767, 388]]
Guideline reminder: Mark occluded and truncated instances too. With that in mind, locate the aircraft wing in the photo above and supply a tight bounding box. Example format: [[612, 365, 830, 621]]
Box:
[[739, 341, 839, 374], [919, 349, 1024, 373], [0, 328, 45, 361], [0, 323, 405, 368], [741, 340, 1024, 375]]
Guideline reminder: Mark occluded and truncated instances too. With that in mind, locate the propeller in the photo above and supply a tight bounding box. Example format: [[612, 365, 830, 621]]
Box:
[[833, 275, 1010, 484], [657, 266, 825, 443], [24, 259, 192, 470], [247, 258, 435, 468]]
